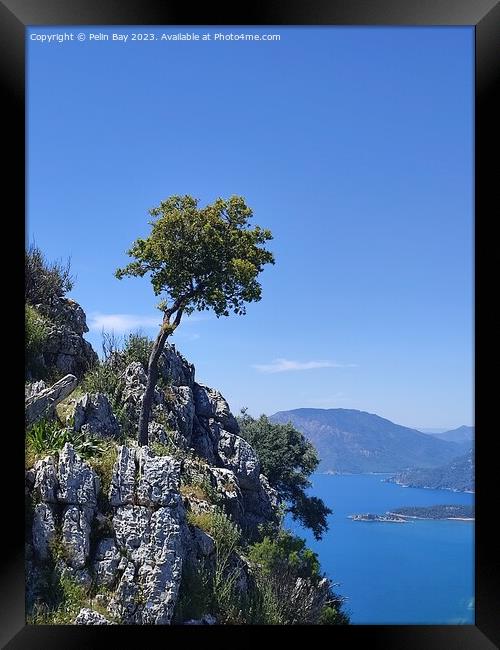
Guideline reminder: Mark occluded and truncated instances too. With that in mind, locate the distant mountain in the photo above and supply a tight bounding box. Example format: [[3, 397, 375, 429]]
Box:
[[269, 408, 463, 474], [388, 449, 474, 492], [431, 425, 474, 445]]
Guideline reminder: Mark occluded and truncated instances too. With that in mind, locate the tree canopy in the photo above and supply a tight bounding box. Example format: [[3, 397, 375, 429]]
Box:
[[115, 194, 274, 319], [237, 412, 332, 540], [115, 194, 274, 445]]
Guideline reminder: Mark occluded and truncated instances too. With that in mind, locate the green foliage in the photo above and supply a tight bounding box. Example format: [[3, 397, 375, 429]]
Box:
[[122, 332, 154, 370], [25, 304, 50, 379], [26, 419, 104, 467], [183, 508, 246, 623], [27, 570, 112, 625], [247, 529, 348, 624], [26, 418, 108, 468], [319, 604, 350, 625], [248, 529, 320, 581], [173, 563, 213, 622], [237, 412, 332, 539], [25, 242, 74, 306], [115, 195, 274, 318], [87, 442, 119, 502], [80, 360, 132, 438]]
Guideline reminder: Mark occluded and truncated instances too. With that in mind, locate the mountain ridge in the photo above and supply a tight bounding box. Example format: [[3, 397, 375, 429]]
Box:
[[269, 408, 463, 474]]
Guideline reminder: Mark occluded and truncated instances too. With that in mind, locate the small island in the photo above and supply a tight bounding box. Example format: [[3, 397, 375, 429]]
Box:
[[348, 513, 408, 523], [349, 504, 474, 523]]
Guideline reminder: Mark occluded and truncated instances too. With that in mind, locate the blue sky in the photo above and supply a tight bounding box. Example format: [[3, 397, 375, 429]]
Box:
[[27, 26, 473, 429]]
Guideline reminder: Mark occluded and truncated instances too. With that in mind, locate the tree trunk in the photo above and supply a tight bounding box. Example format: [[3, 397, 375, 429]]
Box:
[[137, 322, 171, 446]]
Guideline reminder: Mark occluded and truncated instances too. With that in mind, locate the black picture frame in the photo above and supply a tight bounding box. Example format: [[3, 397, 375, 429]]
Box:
[[3, 0, 498, 647]]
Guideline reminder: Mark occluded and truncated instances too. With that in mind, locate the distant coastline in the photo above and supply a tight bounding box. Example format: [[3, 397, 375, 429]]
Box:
[[349, 504, 474, 523]]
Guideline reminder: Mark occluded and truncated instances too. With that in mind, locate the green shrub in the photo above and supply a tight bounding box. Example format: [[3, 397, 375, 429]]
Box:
[[87, 442, 119, 503], [122, 332, 153, 370], [25, 304, 50, 379], [26, 418, 107, 467], [237, 412, 331, 540], [25, 243, 74, 306], [247, 529, 348, 624]]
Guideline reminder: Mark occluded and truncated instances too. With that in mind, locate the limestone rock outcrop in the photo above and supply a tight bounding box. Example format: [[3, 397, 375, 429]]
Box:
[[25, 374, 78, 427]]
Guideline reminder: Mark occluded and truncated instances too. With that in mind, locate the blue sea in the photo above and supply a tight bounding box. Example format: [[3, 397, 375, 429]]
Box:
[[285, 473, 474, 624]]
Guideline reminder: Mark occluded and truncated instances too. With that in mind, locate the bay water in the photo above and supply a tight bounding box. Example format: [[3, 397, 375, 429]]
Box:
[[285, 473, 474, 624]]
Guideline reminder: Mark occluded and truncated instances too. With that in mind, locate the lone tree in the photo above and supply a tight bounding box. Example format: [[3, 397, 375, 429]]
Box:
[[115, 195, 274, 446]]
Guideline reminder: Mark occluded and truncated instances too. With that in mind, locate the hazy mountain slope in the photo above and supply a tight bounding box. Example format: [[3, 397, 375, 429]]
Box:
[[388, 449, 474, 492], [431, 425, 474, 445], [269, 408, 463, 473]]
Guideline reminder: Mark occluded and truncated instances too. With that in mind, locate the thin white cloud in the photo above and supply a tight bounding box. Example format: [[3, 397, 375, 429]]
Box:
[[89, 313, 160, 333], [89, 312, 208, 333], [253, 358, 357, 374]]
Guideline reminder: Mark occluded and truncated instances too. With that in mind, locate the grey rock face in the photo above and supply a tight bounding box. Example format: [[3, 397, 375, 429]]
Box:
[[162, 385, 195, 443], [108, 446, 185, 624], [109, 446, 137, 507], [209, 467, 244, 522], [61, 505, 92, 569], [193, 383, 239, 434], [57, 443, 100, 506], [158, 344, 195, 388], [32, 503, 56, 560], [25, 380, 47, 400], [43, 327, 97, 378], [25, 374, 78, 427], [39, 296, 90, 336], [74, 608, 113, 625], [73, 392, 120, 438], [94, 538, 121, 588], [137, 448, 181, 508], [217, 431, 260, 490], [33, 456, 58, 503]]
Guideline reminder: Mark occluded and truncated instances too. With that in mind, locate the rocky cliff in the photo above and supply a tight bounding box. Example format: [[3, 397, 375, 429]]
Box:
[[25, 305, 285, 624]]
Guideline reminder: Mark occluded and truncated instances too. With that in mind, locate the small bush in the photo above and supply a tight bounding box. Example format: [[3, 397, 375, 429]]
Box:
[[246, 529, 349, 624], [25, 304, 50, 379], [25, 243, 74, 306], [122, 332, 153, 370], [88, 442, 119, 504], [26, 418, 107, 468]]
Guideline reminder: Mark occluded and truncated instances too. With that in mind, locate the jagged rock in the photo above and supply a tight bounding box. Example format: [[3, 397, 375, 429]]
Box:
[[73, 392, 120, 438], [109, 446, 137, 507], [217, 431, 260, 490], [209, 467, 244, 522], [57, 443, 100, 506], [162, 386, 195, 443], [148, 421, 170, 445], [74, 608, 113, 625], [120, 362, 165, 424], [137, 448, 181, 508], [109, 560, 139, 623], [191, 416, 220, 464], [32, 503, 56, 560], [158, 344, 195, 388], [43, 326, 97, 378], [25, 380, 46, 400], [25, 374, 78, 426], [60, 564, 93, 589], [61, 505, 93, 569], [113, 506, 151, 559], [93, 538, 121, 588], [193, 383, 239, 434], [137, 508, 184, 624], [190, 527, 216, 559], [121, 362, 147, 404], [33, 456, 58, 503]]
